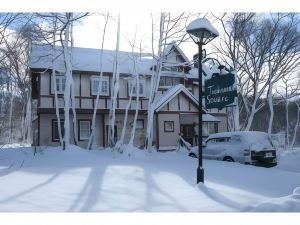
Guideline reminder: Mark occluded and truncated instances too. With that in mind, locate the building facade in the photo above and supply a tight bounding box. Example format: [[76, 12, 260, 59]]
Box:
[[30, 42, 228, 150]]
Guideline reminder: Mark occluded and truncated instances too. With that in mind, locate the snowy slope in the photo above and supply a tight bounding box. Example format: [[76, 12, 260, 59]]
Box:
[[0, 145, 299, 212]]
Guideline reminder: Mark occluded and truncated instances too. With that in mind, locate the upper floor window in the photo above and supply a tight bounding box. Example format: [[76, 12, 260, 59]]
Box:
[[162, 66, 178, 72], [159, 77, 183, 87], [52, 74, 66, 94], [91, 76, 109, 96], [159, 77, 172, 87], [128, 79, 146, 97]]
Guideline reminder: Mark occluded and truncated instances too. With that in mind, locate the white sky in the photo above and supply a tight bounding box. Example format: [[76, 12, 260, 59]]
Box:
[[72, 13, 219, 60], [1, 0, 296, 62]]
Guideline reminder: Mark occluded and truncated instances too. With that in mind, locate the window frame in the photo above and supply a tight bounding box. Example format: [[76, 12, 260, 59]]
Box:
[[52, 119, 64, 142], [78, 119, 92, 141], [128, 78, 146, 97], [51, 73, 66, 94], [164, 121, 174, 132], [91, 76, 109, 96]]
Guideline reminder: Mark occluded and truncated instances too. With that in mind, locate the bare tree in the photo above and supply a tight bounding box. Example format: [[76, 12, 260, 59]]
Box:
[[36, 13, 89, 149], [214, 13, 300, 131], [145, 12, 198, 151], [108, 14, 121, 148], [0, 14, 37, 144], [275, 72, 300, 150], [87, 13, 110, 150]]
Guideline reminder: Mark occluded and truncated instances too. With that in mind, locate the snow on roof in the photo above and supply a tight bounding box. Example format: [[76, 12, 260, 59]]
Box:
[[162, 41, 189, 62], [207, 131, 269, 139], [30, 44, 153, 75], [186, 63, 220, 81], [154, 84, 207, 112], [186, 18, 219, 37]]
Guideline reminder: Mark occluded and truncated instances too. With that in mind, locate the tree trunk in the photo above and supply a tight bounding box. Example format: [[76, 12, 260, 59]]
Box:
[[129, 64, 140, 146], [87, 13, 109, 150], [116, 81, 134, 150], [52, 15, 63, 147], [8, 83, 14, 144], [62, 14, 72, 150], [285, 99, 290, 149], [290, 102, 300, 149], [108, 14, 120, 148], [70, 17, 78, 146], [267, 82, 274, 139], [145, 13, 165, 151]]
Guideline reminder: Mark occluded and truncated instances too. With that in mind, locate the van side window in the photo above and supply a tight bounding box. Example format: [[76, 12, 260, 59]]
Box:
[[215, 137, 230, 143], [231, 135, 241, 143], [206, 139, 216, 144]]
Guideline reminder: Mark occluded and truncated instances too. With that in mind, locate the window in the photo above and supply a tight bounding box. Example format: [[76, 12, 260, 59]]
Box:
[[209, 122, 218, 134], [91, 76, 109, 96], [202, 122, 209, 136], [164, 121, 174, 132], [215, 137, 230, 143], [206, 139, 216, 145], [162, 66, 171, 71], [52, 74, 66, 94], [128, 79, 146, 97], [173, 78, 182, 85], [165, 77, 173, 86], [159, 77, 183, 88], [162, 66, 178, 72], [231, 135, 242, 143], [203, 122, 218, 136], [52, 120, 64, 142], [159, 77, 166, 86], [79, 120, 91, 141], [136, 119, 144, 129]]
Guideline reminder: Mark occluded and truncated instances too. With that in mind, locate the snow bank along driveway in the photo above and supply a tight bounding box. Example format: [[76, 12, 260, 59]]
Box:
[[0, 146, 300, 212]]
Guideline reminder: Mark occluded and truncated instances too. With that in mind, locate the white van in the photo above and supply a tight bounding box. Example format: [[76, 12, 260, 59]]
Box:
[[189, 131, 277, 167]]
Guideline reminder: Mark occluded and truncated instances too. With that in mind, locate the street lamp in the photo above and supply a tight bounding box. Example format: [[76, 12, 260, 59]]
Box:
[[186, 18, 219, 183]]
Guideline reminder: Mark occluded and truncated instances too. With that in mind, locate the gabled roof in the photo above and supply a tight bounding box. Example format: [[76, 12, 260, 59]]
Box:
[[162, 41, 189, 63], [154, 84, 207, 112], [30, 44, 153, 75]]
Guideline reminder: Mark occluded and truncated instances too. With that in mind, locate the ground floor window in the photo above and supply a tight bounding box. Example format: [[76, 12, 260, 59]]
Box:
[[164, 121, 174, 132], [52, 119, 64, 142], [136, 119, 144, 129], [78, 120, 91, 141], [202, 122, 218, 136]]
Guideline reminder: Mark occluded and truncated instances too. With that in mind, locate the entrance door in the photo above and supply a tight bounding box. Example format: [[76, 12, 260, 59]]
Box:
[[105, 125, 117, 146], [180, 124, 194, 146]]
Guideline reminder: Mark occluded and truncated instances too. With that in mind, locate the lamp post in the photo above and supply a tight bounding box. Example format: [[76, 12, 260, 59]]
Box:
[[186, 18, 219, 183]]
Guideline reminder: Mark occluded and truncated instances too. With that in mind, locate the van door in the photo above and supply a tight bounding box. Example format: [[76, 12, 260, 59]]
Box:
[[204, 138, 218, 159], [206, 137, 230, 159]]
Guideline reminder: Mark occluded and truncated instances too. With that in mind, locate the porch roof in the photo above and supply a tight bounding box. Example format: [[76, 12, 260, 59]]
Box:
[[154, 84, 207, 113]]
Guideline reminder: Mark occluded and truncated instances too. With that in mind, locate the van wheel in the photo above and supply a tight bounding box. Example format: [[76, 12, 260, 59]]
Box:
[[189, 153, 197, 158], [223, 156, 234, 162]]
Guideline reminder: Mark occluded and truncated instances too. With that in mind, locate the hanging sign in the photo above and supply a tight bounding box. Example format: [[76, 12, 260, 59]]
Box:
[[205, 73, 237, 110]]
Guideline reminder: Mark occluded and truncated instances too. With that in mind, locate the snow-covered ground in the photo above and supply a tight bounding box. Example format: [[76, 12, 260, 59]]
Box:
[[0, 145, 300, 212]]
